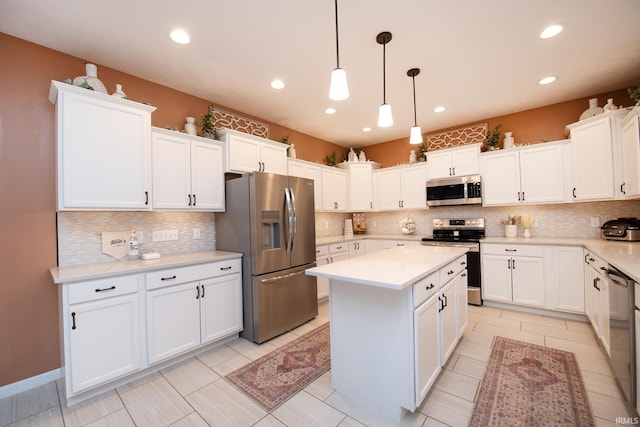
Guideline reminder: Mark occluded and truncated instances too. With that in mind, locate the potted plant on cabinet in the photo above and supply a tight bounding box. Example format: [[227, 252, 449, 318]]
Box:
[[201, 107, 216, 139]]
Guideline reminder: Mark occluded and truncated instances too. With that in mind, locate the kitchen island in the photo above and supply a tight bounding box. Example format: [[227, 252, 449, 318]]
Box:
[[306, 245, 468, 422]]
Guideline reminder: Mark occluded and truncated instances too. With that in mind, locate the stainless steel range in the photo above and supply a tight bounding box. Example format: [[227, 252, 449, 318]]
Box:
[[421, 218, 485, 305]]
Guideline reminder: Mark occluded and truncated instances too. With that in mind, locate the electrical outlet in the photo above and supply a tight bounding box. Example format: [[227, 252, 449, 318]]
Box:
[[591, 217, 601, 228], [192, 228, 201, 240], [138, 231, 144, 243], [531, 218, 539, 228], [152, 229, 179, 242]]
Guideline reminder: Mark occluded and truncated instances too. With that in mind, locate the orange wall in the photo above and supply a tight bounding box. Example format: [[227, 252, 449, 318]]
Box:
[[365, 89, 631, 168]]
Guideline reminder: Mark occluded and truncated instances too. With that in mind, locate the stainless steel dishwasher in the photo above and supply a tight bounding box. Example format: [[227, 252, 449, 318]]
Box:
[[605, 265, 636, 410]]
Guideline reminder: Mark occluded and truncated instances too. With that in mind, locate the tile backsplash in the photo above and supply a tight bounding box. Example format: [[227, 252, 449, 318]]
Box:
[[57, 211, 216, 266], [315, 200, 640, 239]]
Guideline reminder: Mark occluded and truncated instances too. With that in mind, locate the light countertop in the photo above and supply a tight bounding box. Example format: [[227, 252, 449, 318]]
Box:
[[50, 251, 242, 284], [306, 245, 467, 290], [316, 234, 427, 246]]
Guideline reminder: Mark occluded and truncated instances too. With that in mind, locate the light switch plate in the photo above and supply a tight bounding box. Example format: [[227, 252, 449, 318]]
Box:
[[590, 217, 601, 228]]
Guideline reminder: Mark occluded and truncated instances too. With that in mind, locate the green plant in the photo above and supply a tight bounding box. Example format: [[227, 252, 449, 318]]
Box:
[[484, 124, 502, 148], [279, 135, 290, 144], [323, 151, 337, 166], [417, 142, 427, 160], [201, 106, 216, 138], [628, 85, 640, 105]]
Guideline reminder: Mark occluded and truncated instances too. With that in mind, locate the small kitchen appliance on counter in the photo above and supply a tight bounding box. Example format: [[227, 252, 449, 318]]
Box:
[[601, 218, 640, 241], [421, 218, 485, 305]]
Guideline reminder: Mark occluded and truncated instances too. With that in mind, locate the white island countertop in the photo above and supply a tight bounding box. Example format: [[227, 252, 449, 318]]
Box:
[[306, 245, 467, 290], [50, 251, 242, 284]]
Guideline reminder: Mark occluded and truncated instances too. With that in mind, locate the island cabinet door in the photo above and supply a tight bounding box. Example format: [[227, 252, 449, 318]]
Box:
[[414, 293, 441, 405], [439, 280, 458, 363]]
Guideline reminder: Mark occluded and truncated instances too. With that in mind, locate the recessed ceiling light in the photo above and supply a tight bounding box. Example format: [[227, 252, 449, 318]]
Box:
[[325, 107, 336, 114], [540, 24, 564, 39], [362, 127, 372, 132], [539, 76, 556, 85], [270, 79, 285, 89], [170, 29, 190, 44], [434, 106, 446, 113]]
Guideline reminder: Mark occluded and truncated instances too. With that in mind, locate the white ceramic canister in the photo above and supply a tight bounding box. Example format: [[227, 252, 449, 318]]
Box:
[[503, 132, 514, 149], [185, 117, 197, 135], [409, 150, 417, 163], [505, 224, 517, 238]]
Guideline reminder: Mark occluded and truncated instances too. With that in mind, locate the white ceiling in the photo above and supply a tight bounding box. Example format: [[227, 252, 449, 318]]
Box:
[[2, 0, 639, 148]]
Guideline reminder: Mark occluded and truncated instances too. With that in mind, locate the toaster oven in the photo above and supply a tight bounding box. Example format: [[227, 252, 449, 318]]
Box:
[[601, 218, 640, 241]]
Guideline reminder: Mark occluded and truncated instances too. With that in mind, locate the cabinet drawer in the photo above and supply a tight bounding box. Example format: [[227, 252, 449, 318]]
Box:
[[68, 274, 139, 305], [146, 259, 241, 290], [316, 245, 328, 257], [329, 243, 348, 253], [585, 251, 607, 273], [442, 256, 467, 283], [481, 243, 543, 257], [382, 240, 420, 249], [413, 271, 441, 307]]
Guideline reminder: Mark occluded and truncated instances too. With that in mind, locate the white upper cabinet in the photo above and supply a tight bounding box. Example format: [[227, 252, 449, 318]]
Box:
[[340, 162, 378, 211], [151, 128, 225, 211], [480, 141, 568, 206], [427, 144, 480, 179], [49, 81, 156, 210], [288, 159, 323, 210], [619, 107, 640, 199], [566, 110, 626, 201], [321, 167, 347, 211], [216, 128, 288, 174], [374, 163, 427, 210]]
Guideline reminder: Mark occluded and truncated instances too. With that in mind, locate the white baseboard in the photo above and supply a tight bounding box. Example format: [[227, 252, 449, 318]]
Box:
[[0, 369, 62, 399]]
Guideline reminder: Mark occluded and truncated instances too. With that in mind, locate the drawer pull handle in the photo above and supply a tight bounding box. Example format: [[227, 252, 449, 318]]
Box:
[[95, 286, 116, 293], [460, 261, 466, 266], [447, 270, 454, 275], [505, 249, 517, 252], [161, 275, 177, 281], [461, 273, 467, 277], [425, 283, 434, 290], [71, 312, 77, 330], [220, 266, 233, 270], [599, 266, 607, 271]]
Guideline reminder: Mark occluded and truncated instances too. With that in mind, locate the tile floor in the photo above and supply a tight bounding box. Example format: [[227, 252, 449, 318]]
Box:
[[1, 303, 636, 427]]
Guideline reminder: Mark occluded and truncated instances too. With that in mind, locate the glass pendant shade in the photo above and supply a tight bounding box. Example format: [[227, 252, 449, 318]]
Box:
[[378, 103, 394, 127], [329, 68, 349, 101], [410, 126, 423, 144]]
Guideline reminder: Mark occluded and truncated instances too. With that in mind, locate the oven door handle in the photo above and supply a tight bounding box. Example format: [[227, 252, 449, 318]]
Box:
[[605, 268, 631, 287]]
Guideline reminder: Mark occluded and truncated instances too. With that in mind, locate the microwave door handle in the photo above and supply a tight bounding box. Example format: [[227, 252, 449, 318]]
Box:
[[289, 187, 297, 252]]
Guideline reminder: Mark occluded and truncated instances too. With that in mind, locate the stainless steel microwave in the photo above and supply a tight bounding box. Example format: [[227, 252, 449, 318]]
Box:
[[426, 174, 482, 207]]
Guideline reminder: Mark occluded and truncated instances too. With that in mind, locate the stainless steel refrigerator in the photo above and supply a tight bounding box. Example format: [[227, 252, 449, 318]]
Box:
[[216, 172, 317, 343]]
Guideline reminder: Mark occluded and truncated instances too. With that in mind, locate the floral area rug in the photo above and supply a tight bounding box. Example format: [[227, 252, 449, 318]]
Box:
[[225, 323, 330, 411], [470, 336, 595, 427]]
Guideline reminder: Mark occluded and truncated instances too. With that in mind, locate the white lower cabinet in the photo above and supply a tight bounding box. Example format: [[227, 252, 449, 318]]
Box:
[[347, 240, 365, 258], [62, 275, 142, 397], [146, 261, 242, 364], [58, 257, 242, 405], [584, 251, 611, 356], [481, 244, 544, 307], [414, 291, 440, 404], [315, 243, 349, 301], [439, 280, 458, 362], [546, 246, 585, 313]]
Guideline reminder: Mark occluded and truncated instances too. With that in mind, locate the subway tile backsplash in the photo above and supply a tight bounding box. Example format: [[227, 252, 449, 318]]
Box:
[[315, 200, 640, 239]]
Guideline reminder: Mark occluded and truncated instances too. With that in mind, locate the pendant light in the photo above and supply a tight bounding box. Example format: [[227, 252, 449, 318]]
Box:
[[407, 68, 423, 144], [329, 0, 349, 100], [376, 31, 393, 127]]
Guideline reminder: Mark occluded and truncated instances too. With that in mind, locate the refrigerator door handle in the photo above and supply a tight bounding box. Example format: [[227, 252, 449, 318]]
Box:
[[284, 187, 294, 253], [260, 269, 306, 283], [289, 187, 297, 252]]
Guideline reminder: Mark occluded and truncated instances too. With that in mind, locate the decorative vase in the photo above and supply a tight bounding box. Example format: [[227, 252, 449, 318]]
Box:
[[184, 117, 197, 135], [503, 132, 514, 149], [288, 144, 297, 159], [579, 98, 604, 120], [111, 84, 127, 99], [505, 224, 517, 238], [359, 150, 366, 162], [523, 228, 531, 238], [409, 150, 417, 163], [603, 98, 618, 112], [73, 63, 107, 94]]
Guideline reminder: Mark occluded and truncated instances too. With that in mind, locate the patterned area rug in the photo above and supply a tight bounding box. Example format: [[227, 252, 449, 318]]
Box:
[[225, 323, 330, 411], [470, 336, 595, 427]]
